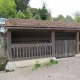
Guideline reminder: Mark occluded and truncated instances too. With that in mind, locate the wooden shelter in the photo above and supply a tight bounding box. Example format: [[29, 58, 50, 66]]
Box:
[[5, 18, 80, 61]]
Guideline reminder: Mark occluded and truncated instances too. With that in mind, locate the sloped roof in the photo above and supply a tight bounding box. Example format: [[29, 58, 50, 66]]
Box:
[[5, 18, 80, 29]]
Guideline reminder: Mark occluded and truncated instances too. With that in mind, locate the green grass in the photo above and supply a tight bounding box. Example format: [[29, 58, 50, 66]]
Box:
[[44, 59, 58, 67], [32, 63, 41, 71], [32, 59, 58, 71], [3, 43, 7, 51]]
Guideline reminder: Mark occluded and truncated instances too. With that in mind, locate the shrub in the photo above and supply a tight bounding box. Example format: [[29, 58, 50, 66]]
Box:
[[32, 63, 41, 71], [3, 43, 7, 51], [43, 59, 58, 67]]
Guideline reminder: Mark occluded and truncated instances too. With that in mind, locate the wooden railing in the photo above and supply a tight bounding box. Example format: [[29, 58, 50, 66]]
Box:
[[11, 43, 52, 61]]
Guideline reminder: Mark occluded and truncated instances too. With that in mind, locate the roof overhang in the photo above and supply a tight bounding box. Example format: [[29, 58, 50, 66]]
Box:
[[5, 26, 80, 31]]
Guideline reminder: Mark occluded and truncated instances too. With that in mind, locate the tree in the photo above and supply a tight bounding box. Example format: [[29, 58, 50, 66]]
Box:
[[39, 3, 52, 20], [23, 7, 33, 19], [33, 14, 41, 20], [66, 15, 73, 22], [15, 12, 26, 18], [15, 0, 30, 11], [30, 8, 39, 16], [74, 12, 80, 22], [0, 0, 16, 18], [75, 16, 80, 22], [53, 15, 67, 22]]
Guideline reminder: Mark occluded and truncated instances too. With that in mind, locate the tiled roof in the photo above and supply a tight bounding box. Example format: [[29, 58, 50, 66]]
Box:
[[5, 18, 80, 29]]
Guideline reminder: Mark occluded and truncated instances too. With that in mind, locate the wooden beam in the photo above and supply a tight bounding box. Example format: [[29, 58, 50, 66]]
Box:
[[7, 30, 12, 61], [51, 31, 55, 57], [76, 32, 79, 54]]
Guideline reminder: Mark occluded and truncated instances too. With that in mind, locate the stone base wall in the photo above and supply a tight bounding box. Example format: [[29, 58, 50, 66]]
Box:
[[0, 32, 6, 57]]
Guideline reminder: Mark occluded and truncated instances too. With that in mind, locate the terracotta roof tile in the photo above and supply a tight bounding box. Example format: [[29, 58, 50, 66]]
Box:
[[5, 18, 80, 29]]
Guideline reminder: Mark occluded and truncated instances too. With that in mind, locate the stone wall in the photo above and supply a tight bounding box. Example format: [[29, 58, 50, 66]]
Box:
[[0, 32, 6, 57]]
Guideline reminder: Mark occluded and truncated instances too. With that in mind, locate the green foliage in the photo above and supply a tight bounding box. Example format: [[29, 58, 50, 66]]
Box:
[[30, 8, 39, 16], [0, 0, 16, 18], [39, 7, 48, 20], [66, 15, 74, 22], [50, 59, 58, 64], [23, 7, 33, 19], [44, 59, 58, 67], [15, 0, 30, 11], [15, 12, 26, 18], [0, 0, 53, 20], [53, 15, 67, 22], [32, 59, 58, 71], [33, 14, 41, 20], [3, 43, 7, 51], [32, 63, 41, 71], [75, 16, 80, 22], [74, 12, 80, 22], [39, 3, 52, 20]]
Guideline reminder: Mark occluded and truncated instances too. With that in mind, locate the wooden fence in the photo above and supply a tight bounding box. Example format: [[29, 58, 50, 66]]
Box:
[[11, 43, 52, 61], [10, 40, 76, 61], [55, 40, 76, 58]]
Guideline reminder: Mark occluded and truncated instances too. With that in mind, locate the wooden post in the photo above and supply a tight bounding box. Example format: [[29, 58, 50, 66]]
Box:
[[7, 30, 12, 61], [76, 32, 79, 54], [51, 31, 55, 57]]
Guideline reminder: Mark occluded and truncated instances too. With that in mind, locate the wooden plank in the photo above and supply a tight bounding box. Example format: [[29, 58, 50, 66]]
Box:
[[44, 43, 47, 57], [49, 44, 52, 57], [47, 43, 49, 57], [28, 44, 30, 59], [46, 43, 48, 57], [40, 43, 42, 58], [59, 40, 61, 57], [22, 44, 24, 60], [31, 44, 34, 59], [76, 32, 79, 54], [73, 40, 76, 56], [36, 43, 38, 58], [16, 44, 18, 61], [57, 41, 59, 58], [42, 43, 44, 58], [51, 31, 55, 57], [13, 48, 15, 61], [63, 41, 65, 57], [39, 44, 41, 58], [65, 40, 67, 57], [25, 44, 28, 59], [19, 47, 21, 60], [33, 44, 35, 59]]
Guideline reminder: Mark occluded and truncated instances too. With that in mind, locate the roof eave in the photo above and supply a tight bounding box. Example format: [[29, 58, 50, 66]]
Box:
[[5, 26, 80, 31]]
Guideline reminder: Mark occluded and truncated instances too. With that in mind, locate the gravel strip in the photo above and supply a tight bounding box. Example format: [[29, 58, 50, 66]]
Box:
[[0, 57, 80, 80]]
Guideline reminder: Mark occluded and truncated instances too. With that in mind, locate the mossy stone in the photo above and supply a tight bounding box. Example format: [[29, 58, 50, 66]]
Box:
[[0, 57, 8, 71]]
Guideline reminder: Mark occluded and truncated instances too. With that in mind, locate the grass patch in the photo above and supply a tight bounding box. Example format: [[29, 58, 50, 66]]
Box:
[[3, 43, 7, 51], [32, 59, 58, 71], [44, 59, 58, 67], [32, 63, 41, 71]]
